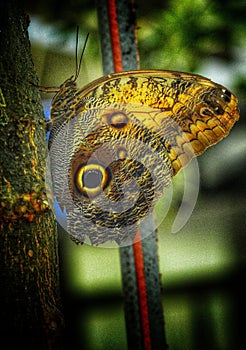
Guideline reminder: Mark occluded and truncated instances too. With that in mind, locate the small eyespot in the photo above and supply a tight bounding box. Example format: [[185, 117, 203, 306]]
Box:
[[117, 147, 127, 160], [107, 111, 129, 128], [221, 89, 231, 103], [200, 108, 213, 117]]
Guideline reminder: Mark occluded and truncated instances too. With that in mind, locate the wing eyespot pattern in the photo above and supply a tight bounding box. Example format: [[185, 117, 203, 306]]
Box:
[[106, 111, 129, 129], [48, 69, 239, 246], [74, 163, 111, 199]]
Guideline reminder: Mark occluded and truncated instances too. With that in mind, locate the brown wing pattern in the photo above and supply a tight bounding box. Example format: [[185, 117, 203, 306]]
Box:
[[77, 70, 239, 174], [48, 70, 239, 245]]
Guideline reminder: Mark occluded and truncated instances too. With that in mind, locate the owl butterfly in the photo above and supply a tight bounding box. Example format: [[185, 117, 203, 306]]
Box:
[[47, 65, 239, 246]]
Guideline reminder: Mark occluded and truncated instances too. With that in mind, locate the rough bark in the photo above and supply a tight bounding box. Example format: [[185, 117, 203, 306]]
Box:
[[0, 1, 64, 349]]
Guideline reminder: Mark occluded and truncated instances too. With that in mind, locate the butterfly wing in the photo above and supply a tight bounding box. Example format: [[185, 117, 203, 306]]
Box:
[[48, 70, 239, 245], [77, 70, 239, 174]]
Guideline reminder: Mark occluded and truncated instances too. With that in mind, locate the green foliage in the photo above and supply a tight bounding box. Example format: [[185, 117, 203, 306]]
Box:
[[138, 0, 245, 71], [25, 0, 246, 98]]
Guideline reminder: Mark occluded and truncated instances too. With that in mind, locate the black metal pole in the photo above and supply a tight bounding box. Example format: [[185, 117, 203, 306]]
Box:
[[96, 1, 168, 348]]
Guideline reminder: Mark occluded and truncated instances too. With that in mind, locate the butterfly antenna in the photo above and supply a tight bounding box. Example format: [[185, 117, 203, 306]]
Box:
[[74, 28, 89, 82], [75, 25, 79, 79]]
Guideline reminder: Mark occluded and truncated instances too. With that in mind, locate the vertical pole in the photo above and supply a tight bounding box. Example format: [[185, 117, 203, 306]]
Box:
[[96, 1, 168, 349]]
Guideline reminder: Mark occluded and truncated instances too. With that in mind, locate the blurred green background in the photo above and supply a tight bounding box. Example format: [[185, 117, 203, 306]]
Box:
[[25, 0, 245, 348]]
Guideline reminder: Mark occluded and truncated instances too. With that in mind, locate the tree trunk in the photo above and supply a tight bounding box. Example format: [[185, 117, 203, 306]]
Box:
[[0, 1, 64, 349]]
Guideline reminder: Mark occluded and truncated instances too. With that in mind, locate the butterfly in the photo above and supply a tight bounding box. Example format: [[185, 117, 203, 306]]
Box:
[[46, 69, 239, 246]]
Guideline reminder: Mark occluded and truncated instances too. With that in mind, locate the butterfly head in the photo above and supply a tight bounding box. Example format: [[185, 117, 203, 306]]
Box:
[[57, 75, 79, 97], [49, 30, 89, 122]]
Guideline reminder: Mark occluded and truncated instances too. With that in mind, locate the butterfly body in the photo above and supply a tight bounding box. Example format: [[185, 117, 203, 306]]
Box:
[[47, 70, 239, 245]]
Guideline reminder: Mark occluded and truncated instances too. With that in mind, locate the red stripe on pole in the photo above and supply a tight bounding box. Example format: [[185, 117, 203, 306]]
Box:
[[133, 230, 152, 349], [107, 1, 152, 348], [107, 0, 123, 72]]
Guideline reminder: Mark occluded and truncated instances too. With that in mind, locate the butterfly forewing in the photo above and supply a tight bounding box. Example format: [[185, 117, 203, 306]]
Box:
[[73, 70, 239, 174]]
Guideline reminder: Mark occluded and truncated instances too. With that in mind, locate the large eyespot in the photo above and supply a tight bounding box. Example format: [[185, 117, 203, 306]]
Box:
[[74, 163, 110, 198]]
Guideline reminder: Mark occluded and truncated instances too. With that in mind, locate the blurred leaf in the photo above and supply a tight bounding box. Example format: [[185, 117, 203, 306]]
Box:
[[138, 0, 245, 71]]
